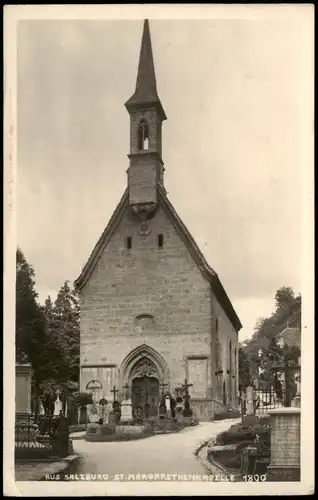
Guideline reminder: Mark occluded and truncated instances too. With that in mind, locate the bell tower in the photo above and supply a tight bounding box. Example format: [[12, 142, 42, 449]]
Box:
[[125, 20, 167, 214]]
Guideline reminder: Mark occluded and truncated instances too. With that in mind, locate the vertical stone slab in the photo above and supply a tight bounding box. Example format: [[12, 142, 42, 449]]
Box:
[[120, 398, 133, 422], [245, 386, 254, 415], [15, 364, 32, 415], [267, 407, 301, 481]]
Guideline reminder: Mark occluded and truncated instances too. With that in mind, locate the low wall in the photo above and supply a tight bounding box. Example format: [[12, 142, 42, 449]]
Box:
[[85, 423, 154, 442], [191, 399, 240, 421]]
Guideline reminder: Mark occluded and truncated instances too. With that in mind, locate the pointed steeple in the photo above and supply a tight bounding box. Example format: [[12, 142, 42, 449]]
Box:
[[125, 20, 166, 120]]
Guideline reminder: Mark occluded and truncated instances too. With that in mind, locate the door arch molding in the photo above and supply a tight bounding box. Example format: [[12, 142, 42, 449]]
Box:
[[119, 344, 169, 389]]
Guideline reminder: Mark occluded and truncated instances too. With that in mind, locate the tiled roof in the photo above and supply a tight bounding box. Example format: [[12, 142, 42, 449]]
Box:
[[277, 327, 301, 348], [125, 20, 166, 120]]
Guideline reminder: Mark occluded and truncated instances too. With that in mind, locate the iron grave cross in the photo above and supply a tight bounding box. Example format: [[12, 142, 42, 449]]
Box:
[[110, 385, 119, 401], [182, 379, 193, 396]]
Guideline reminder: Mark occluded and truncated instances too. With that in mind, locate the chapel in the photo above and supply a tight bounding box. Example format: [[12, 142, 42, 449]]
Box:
[[75, 19, 242, 420]]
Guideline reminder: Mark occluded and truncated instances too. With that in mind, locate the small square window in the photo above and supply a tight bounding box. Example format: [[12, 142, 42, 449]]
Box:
[[126, 236, 132, 249], [158, 234, 164, 247]]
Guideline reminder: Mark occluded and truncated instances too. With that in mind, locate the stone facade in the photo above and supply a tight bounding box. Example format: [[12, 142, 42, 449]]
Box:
[[15, 364, 32, 415], [78, 201, 240, 415], [76, 20, 241, 420], [267, 407, 301, 481]]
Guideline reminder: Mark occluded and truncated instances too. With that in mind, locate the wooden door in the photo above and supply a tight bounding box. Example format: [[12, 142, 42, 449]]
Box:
[[132, 376, 159, 417]]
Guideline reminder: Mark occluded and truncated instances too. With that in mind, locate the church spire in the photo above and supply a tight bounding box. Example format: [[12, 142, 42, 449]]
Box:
[[125, 19, 166, 120], [126, 19, 166, 208]]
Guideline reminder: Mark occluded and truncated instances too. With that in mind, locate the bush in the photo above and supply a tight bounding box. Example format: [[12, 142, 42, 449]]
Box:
[[258, 415, 271, 426], [215, 417, 271, 449], [227, 409, 241, 418], [216, 428, 254, 445], [69, 424, 86, 433], [101, 424, 116, 436], [210, 449, 241, 471], [235, 440, 257, 451], [213, 411, 229, 421]]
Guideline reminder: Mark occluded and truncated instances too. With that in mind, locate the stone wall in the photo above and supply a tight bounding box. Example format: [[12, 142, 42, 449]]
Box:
[[212, 296, 239, 408], [80, 204, 212, 399], [79, 202, 239, 418], [267, 407, 301, 481], [15, 364, 32, 415], [129, 108, 162, 157]]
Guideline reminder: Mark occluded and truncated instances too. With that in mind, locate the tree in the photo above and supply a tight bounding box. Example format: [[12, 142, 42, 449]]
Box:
[[240, 286, 301, 406], [258, 337, 300, 406], [16, 251, 81, 415], [15, 249, 49, 384], [238, 346, 253, 390], [274, 286, 297, 313], [16, 248, 43, 362], [243, 286, 301, 362], [52, 281, 80, 387]]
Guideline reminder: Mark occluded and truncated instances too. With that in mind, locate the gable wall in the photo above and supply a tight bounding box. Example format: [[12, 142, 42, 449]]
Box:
[[79, 203, 213, 393]]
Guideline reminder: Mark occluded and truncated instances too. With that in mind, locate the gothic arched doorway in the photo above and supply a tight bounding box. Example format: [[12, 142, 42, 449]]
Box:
[[132, 377, 159, 417], [130, 357, 160, 417]]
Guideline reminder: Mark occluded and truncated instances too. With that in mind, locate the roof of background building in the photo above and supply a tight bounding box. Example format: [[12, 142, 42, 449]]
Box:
[[277, 327, 301, 348]]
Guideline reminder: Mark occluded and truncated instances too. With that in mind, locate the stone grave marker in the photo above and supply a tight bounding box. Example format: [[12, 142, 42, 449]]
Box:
[[54, 389, 63, 416], [103, 402, 113, 424], [121, 399, 133, 422], [120, 383, 133, 422], [165, 395, 171, 418], [86, 422, 101, 437], [15, 363, 32, 416], [39, 401, 45, 415], [87, 403, 100, 423], [245, 386, 255, 415]]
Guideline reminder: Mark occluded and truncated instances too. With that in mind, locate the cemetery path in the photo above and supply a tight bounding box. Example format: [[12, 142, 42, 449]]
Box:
[[73, 419, 240, 477]]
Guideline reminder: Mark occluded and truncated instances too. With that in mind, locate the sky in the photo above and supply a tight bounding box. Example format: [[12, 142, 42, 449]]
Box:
[[16, 15, 309, 342]]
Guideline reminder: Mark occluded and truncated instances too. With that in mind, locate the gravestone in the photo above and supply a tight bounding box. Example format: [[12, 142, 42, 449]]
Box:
[[165, 395, 171, 418], [134, 406, 144, 425], [54, 390, 63, 416], [86, 422, 101, 438], [292, 371, 301, 408], [87, 403, 100, 423], [120, 398, 133, 422], [103, 402, 112, 424], [245, 386, 255, 415], [175, 392, 184, 418], [15, 363, 32, 416], [158, 399, 167, 420], [175, 407, 184, 425], [39, 401, 45, 416], [112, 401, 121, 424]]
